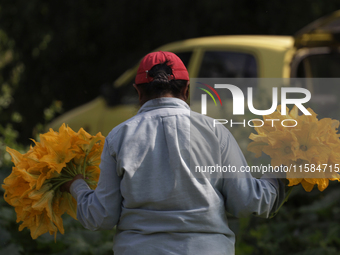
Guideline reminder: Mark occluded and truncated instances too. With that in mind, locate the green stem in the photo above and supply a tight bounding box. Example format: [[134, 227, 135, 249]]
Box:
[[50, 177, 73, 181], [269, 186, 294, 219], [85, 180, 97, 185], [82, 155, 88, 178], [52, 179, 73, 191], [69, 161, 78, 176], [75, 163, 82, 175], [62, 165, 74, 176], [59, 174, 72, 179]]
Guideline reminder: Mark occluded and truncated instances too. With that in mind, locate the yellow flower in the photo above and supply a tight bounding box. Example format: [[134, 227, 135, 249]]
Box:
[[26, 212, 58, 240], [248, 105, 340, 192], [247, 133, 269, 158], [51, 190, 65, 235], [31, 190, 54, 218], [74, 129, 105, 160], [2, 168, 32, 206], [39, 128, 78, 173], [263, 130, 299, 167], [296, 107, 318, 124], [291, 122, 328, 163], [85, 166, 100, 189], [6, 147, 26, 165], [3, 123, 105, 240], [300, 179, 315, 192], [28, 183, 53, 200], [86, 143, 104, 166], [60, 192, 77, 220]]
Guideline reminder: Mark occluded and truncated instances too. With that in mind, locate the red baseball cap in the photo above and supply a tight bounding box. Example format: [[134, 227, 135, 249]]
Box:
[[135, 51, 189, 85]]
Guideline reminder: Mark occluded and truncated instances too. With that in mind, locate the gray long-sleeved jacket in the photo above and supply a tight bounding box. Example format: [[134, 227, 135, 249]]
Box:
[[70, 97, 285, 255]]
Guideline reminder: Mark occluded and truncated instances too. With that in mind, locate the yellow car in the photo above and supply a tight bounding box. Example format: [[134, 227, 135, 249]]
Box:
[[49, 10, 340, 136]]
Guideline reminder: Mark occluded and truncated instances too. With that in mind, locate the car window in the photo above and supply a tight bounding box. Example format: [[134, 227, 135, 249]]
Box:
[[175, 51, 192, 68], [192, 51, 257, 101], [292, 52, 340, 118], [119, 77, 138, 105], [296, 53, 340, 77], [198, 51, 257, 78]]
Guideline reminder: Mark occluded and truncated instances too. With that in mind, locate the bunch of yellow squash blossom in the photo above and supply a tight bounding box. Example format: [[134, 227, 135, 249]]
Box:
[[248, 105, 340, 192], [2, 124, 105, 240]]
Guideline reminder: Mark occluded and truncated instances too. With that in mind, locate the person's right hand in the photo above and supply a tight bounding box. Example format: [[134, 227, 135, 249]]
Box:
[[60, 174, 84, 193]]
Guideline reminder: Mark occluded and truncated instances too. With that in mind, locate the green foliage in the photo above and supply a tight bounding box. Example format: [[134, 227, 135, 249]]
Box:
[[235, 182, 340, 254]]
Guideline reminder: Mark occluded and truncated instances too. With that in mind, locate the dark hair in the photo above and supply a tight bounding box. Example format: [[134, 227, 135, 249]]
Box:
[[136, 61, 188, 102]]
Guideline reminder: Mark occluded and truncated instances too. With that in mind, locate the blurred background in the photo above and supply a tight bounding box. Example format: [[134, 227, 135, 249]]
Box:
[[1, 1, 340, 254]]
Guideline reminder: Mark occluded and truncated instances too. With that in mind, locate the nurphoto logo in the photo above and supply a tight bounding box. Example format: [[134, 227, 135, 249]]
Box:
[[199, 82, 312, 128]]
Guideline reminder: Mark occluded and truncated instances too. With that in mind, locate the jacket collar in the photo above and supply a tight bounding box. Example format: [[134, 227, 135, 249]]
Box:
[[137, 97, 190, 114]]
